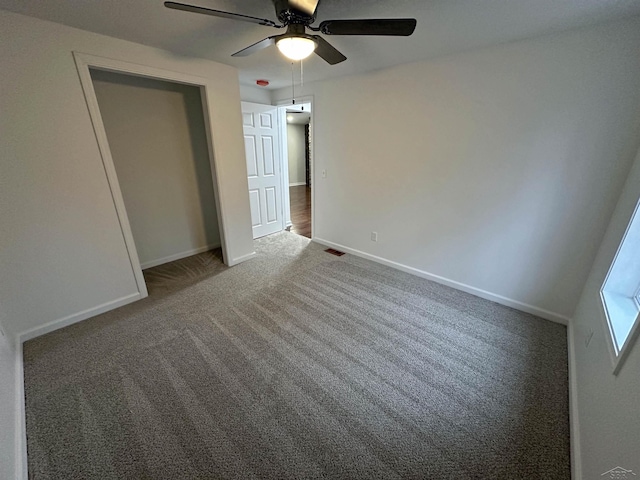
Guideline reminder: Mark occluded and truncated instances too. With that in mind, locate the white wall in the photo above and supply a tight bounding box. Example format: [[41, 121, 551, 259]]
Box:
[[273, 16, 640, 321], [287, 123, 306, 185], [91, 71, 221, 268], [239, 84, 272, 104], [0, 8, 254, 340], [0, 321, 17, 480], [570, 146, 640, 478]]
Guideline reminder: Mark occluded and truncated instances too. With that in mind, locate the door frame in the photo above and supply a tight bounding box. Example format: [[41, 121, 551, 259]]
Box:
[[276, 96, 314, 239], [73, 52, 231, 297]]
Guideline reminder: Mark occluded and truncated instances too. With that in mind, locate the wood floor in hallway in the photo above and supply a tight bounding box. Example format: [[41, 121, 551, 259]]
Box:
[[289, 185, 311, 238]]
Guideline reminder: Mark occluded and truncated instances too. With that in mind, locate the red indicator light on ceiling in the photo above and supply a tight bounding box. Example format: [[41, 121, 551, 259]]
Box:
[[256, 79, 269, 87]]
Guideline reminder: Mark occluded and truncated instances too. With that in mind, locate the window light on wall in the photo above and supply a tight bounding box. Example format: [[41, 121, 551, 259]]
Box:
[[600, 196, 640, 374]]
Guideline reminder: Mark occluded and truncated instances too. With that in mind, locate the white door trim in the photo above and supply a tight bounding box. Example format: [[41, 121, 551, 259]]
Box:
[[278, 106, 292, 228], [73, 52, 231, 298]]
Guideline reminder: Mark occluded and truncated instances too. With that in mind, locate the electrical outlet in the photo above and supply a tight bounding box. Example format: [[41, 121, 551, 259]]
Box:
[[585, 329, 594, 348], [371, 232, 378, 242]]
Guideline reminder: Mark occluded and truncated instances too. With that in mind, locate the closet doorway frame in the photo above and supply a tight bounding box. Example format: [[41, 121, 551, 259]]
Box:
[[73, 52, 230, 298]]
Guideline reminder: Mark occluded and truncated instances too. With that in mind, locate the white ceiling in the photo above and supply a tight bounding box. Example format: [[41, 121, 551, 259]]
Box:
[[2, 0, 640, 90]]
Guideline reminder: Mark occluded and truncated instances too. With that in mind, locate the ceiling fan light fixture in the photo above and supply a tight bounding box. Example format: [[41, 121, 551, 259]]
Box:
[[166, 1, 417, 66], [276, 36, 317, 61]]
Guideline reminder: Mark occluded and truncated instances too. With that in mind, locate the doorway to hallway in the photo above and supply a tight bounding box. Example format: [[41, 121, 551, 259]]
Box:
[[241, 100, 313, 240], [284, 105, 312, 239]]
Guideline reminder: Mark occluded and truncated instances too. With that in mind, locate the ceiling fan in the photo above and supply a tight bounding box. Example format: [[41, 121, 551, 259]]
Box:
[[164, 0, 417, 65]]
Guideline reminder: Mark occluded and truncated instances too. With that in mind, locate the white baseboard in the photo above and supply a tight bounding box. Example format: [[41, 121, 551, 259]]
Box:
[[19, 292, 142, 343], [14, 291, 144, 477], [227, 251, 256, 267], [567, 324, 582, 480], [289, 182, 307, 187], [140, 243, 221, 270], [312, 237, 570, 325], [14, 339, 26, 480]]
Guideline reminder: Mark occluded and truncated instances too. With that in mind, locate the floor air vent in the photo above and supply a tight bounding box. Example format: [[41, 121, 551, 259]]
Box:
[[324, 248, 346, 256]]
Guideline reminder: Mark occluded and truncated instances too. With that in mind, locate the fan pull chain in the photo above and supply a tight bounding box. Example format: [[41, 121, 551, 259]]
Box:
[[300, 59, 304, 92], [291, 62, 296, 105]]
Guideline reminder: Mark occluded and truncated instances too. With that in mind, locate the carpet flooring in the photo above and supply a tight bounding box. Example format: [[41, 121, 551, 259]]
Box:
[[23, 232, 570, 479]]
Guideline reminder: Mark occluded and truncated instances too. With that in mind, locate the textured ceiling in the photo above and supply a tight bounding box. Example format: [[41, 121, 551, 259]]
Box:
[[2, 0, 640, 90]]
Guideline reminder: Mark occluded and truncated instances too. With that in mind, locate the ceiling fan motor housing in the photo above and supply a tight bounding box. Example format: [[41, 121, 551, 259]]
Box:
[[273, 0, 316, 26]]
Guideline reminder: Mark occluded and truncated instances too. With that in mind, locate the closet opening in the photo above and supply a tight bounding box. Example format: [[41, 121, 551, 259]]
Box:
[[90, 69, 224, 292]]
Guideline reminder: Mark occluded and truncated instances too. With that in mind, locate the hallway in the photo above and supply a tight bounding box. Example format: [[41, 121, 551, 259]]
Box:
[[288, 185, 311, 238]]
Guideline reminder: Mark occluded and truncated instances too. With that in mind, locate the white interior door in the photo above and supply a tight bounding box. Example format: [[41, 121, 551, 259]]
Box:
[[242, 102, 283, 239]]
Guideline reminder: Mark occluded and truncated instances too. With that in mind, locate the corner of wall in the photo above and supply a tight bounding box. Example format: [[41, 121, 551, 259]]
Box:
[[14, 336, 27, 480], [0, 320, 25, 480], [567, 322, 582, 479]]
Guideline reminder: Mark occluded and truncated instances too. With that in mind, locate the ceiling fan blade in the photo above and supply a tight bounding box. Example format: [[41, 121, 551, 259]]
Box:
[[288, 0, 320, 16], [311, 36, 346, 65], [319, 18, 417, 36], [232, 36, 277, 57], [164, 2, 282, 28]]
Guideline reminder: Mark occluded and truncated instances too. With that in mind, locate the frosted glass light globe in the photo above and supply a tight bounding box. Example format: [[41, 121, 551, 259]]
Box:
[[276, 37, 317, 61]]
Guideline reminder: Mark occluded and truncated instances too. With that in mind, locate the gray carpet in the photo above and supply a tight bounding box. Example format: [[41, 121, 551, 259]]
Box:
[[23, 232, 570, 479]]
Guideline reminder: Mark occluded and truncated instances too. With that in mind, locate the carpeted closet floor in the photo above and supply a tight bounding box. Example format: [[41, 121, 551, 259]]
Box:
[[23, 232, 570, 479]]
